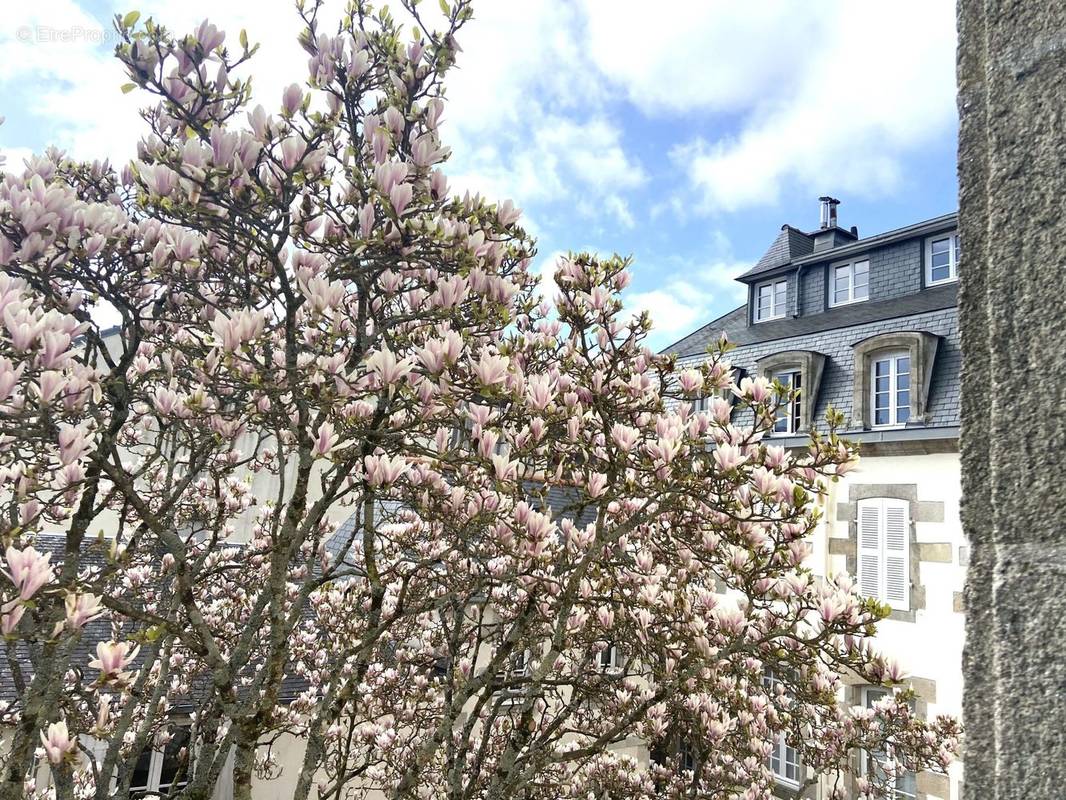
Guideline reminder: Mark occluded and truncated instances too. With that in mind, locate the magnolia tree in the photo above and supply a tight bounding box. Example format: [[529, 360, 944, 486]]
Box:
[[0, 2, 958, 799]]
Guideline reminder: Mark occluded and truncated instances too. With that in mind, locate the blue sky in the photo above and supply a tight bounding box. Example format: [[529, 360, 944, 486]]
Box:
[[0, 1, 959, 350]]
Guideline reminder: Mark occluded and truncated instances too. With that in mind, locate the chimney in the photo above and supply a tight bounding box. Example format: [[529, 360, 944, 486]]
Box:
[[818, 196, 840, 230]]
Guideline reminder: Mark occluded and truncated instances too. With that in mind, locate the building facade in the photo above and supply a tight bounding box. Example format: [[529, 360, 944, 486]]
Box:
[[664, 200, 965, 800]]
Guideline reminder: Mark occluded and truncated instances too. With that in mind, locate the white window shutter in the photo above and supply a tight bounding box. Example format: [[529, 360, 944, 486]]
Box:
[[857, 500, 882, 601], [883, 499, 910, 610]]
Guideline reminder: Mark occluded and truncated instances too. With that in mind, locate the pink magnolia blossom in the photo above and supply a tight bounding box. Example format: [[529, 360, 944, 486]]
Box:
[[366, 346, 412, 386], [3, 546, 54, 600], [312, 422, 338, 458], [364, 454, 408, 488], [210, 309, 264, 352], [89, 640, 140, 680], [282, 83, 303, 115], [586, 472, 608, 499], [490, 454, 517, 482], [610, 423, 640, 452], [471, 352, 509, 388], [733, 375, 773, 404], [279, 136, 304, 170], [65, 592, 105, 629], [359, 202, 375, 238], [496, 199, 521, 227], [57, 422, 92, 466], [39, 720, 76, 765], [1, 600, 24, 636], [713, 443, 747, 471], [676, 369, 703, 394], [0, 356, 24, 402]]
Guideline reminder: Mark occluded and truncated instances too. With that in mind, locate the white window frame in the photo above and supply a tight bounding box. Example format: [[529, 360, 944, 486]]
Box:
[[856, 498, 910, 611], [762, 668, 800, 787], [860, 688, 918, 800], [754, 279, 787, 322], [498, 649, 531, 704], [925, 231, 960, 286], [870, 351, 911, 428], [771, 369, 802, 435], [128, 727, 191, 797], [598, 642, 623, 675], [829, 259, 870, 307]]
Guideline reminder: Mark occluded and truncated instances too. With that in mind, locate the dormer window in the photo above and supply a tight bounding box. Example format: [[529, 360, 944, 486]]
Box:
[[772, 370, 802, 434], [754, 279, 787, 322], [926, 231, 960, 285], [871, 352, 910, 427], [829, 259, 869, 307], [754, 351, 826, 436], [851, 332, 939, 430]]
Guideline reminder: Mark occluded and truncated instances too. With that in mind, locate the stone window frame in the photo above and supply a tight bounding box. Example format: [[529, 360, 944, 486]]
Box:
[[755, 350, 826, 435], [686, 366, 746, 415], [851, 331, 940, 430], [832, 483, 950, 624], [841, 679, 950, 800]]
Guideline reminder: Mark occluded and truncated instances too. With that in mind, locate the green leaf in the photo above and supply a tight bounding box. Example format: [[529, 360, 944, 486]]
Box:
[[120, 82, 136, 94], [122, 10, 140, 29], [438, 0, 450, 14]]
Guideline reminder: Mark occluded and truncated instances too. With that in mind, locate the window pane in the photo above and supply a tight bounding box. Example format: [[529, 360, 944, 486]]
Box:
[[897, 372, 911, 390], [897, 357, 910, 374], [897, 403, 910, 423], [897, 770, 918, 797], [876, 376, 890, 393], [130, 750, 152, 792], [931, 264, 951, 282], [853, 262, 869, 299], [931, 237, 950, 256], [158, 729, 191, 790], [875, 408, 890, 426]]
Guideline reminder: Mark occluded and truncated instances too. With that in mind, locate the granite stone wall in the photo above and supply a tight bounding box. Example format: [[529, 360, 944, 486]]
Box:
[[957, 2, 1066, 798]]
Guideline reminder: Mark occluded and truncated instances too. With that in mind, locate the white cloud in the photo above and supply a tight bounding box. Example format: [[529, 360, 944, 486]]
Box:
[[447, 115, 645, 225], [583, 1, 958, 212], [580, 0, 823, 114], [625, 257, 750, 349]]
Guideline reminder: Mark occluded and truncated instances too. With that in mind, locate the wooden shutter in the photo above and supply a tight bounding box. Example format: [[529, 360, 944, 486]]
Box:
[[856, 498, 910, 610], [857, 500, 882, 600], [883, 499, 910, 610]]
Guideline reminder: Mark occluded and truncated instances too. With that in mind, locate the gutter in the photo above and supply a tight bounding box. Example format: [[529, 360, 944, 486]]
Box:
[[768, 425, 961, 450]]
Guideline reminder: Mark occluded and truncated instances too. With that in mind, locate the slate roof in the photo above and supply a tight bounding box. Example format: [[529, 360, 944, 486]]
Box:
[[663, 283, 958, 358], [738, 225, 814, 281], [674, 304, 962, 432], [661, 210, 962, 434]]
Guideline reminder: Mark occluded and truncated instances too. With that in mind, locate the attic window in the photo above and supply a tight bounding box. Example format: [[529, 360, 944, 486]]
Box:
[[926, 231, 960, 285], [754, 279, 787, 322], [829, 259, 869, 307]]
